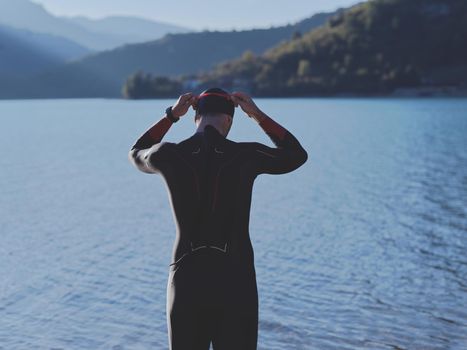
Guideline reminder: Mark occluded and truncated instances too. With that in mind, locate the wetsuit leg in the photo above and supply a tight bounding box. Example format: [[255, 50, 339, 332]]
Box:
[[168, 301, 212, 350], [211, 308, 258, 350], [167, 251, 259, 350], [211, 266, 259, 350], [167, 259, 213, 350], [167, 252, 220, 350]]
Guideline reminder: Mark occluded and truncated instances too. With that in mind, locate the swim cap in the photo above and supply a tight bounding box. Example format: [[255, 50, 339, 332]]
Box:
[[196, 88, 235, 118]]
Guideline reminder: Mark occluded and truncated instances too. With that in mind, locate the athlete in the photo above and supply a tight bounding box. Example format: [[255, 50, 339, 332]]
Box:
[[128, 88, 308, 350]]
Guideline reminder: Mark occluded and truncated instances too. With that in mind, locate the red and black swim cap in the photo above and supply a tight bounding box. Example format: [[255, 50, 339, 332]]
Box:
[[196, 88, 235, 118]]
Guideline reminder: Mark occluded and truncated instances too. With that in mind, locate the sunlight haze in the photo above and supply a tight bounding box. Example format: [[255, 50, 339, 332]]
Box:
[[31, 0, 362, 30]]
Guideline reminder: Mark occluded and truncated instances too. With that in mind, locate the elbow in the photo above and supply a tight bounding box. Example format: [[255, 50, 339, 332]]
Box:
[[294, 147, 308, 170], [284, 148, 308, 173], [128, 148, 139, 168], [128, 147, 153, 174], [300, 148, 308, 167]]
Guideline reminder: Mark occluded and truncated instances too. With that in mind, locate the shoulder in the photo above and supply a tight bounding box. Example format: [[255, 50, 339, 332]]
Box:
[[172, 135, 200, 154], [236, 141, 270, 152], [147, 141, 176, 153], [146, 142, 177, 164], [235, 140, 259, 148]]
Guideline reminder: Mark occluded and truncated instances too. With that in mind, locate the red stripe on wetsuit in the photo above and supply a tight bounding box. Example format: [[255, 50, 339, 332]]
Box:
[[258, 115, 288, 141], [133, 116, 174, 150], [148, 116, 173, 142]]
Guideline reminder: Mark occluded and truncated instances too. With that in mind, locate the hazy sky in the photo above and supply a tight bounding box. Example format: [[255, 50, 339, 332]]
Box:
[[32, 0, 362, 30]]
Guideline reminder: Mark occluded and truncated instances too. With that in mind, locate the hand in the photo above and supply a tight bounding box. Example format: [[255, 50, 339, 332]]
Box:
[[172, 93, 197, 119], [230, 92, 266, 122]]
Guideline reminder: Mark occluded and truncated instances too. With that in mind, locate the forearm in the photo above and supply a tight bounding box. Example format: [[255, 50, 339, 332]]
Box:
[[256, 109, 308, 163], [131, 115, 174, 150], [249, 109, 290, 145], [128, 114, 174, 174], [129, 93, 195, 174]]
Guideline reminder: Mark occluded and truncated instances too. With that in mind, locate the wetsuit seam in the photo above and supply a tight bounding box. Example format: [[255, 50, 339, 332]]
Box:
[[169, 252, 190, 267], [255, 149, 277, 158]]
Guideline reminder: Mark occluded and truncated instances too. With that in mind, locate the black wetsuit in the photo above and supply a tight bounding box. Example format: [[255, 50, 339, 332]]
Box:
[[129, 115, 307, 350]]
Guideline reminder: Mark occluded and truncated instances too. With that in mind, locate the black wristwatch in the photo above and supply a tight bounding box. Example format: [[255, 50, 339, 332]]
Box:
[[165, 106, 179, 123]]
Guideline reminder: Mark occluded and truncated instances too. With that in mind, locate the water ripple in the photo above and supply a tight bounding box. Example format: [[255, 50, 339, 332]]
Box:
[[1, 99, 466, 349]]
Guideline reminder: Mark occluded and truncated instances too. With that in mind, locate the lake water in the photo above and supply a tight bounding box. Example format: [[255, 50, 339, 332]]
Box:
[[0, 98, 466, 350]]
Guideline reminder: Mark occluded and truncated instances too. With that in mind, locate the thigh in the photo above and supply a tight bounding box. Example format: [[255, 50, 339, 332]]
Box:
[[211, 263, 259, 349], [166, 263, 213, 350], [168, 302, 212, 350], [212, 307, 258, 350]]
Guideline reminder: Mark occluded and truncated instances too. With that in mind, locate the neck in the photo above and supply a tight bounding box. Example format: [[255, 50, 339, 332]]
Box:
[[196, 121, 227, 137]]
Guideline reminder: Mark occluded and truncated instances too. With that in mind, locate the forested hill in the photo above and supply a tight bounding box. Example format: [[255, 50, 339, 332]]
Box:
[[22, 10, 338, 98], [202, 0, 467, 96], [0, 0, 190, 51], [0, 23, 93, 99], [0, 24, 90, 76]]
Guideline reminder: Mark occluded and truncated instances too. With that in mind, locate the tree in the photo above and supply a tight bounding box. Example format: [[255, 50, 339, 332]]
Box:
[[292, 31, 302, 40], [122, 72, 182, 99], [297, 59, 311, 77]]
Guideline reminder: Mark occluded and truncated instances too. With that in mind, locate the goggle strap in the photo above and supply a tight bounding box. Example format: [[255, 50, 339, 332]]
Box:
[[198, 92, 231, 101]]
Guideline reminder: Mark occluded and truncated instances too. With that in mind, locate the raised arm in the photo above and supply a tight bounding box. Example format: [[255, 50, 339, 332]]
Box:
[[231, 92, 308, 175], [128, 93, 197, 174]]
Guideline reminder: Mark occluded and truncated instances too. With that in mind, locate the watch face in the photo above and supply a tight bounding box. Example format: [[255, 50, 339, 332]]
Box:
[[166, 106, 178, 122]]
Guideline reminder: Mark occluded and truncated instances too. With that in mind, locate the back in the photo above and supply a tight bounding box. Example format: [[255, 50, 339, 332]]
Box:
[[129, 117, 307, 264], [161, 126, 261, 257]]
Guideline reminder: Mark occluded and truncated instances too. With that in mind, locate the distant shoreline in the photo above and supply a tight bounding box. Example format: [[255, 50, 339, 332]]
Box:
[[2, 97, 467, 103], [1, 86, 467, 101], [2, 96, 467, 102]]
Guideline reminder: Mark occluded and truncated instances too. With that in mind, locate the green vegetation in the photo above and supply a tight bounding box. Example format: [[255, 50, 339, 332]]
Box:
[[200, 0, 467, 96], [21, 11, 335, 99], [122, 72, 181, 99]]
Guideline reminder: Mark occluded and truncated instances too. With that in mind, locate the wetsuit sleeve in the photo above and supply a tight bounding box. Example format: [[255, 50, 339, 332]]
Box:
[[253, 115, 308, 175], [128, 116, 174, 174]]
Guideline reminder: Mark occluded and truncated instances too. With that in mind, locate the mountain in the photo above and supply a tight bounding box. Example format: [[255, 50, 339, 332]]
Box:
[[201, 0, 467, 96], [0, 0, 191, 51], [68, 16, 190, 45], [0, 24, 90, 71], [0, 24, 91, 77], [0, 24, 61, 77], [20, 10, 339, 98], [0, 24, 88, 98]]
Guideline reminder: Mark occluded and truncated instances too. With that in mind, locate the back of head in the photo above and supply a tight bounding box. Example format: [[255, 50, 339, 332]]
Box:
[[196, 87, 235, 119]]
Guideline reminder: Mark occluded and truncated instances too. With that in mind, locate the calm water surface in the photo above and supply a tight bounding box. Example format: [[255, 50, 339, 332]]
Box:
[[0, 98, 466, 349]]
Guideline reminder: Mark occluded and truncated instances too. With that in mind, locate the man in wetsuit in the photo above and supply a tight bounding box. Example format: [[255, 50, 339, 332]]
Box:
[[128, 88, 308, 350]]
